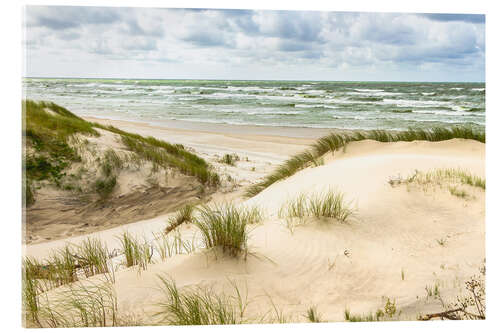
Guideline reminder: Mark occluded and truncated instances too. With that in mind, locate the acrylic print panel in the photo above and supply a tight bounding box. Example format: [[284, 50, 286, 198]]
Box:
[[22, 4, 485, 328]]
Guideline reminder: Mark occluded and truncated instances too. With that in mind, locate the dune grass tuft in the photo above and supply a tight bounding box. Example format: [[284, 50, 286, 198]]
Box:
[[219, 153, 240, 166], [309, 190, 352, 221], [117, 232, 152, 271], [279, 189, 353, 224], [164, 204, 195, 234], [153, 230, 196, 261], [155, 276, 246, 325], [195, 204, 259, 257], [246, 126, 485, 197], [76, 238, 110, 278], [305, 306, 322, 323], [400, 168, 485, 190], [37, 281, 118, 328]]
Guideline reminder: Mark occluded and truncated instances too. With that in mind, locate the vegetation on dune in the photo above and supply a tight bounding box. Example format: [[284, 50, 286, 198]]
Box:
[[24, 280, 119, 328], [389, 168, 485, 190], [164, 204, 195, 234], [155, 276, 247, 325], [22, 99, 219, 205], [278, 189, 353, 224], [419, 264, 485, 321], [194, 204, 263, 257], [23, 100, 99, 201], [246, 126, 485, 197], [389, 168, 485, 200], [95, 123, 219, 185], [22, 238, 117, 327], [305, 306, 322, 323], [117, 232, 153, 271], [344, 298, 398, 322], [219, 153, 240, 166]]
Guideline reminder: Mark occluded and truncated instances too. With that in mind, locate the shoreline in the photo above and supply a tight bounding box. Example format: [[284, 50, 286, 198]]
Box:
[[83, 116, 333, 163], [84, 115, 338, 139]]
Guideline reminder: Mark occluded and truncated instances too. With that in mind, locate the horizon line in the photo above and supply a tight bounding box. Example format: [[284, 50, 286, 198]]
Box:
[[22, 76, 486, 84]]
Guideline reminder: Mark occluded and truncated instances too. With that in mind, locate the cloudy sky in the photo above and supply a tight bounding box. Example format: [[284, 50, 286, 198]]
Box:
[[24, 6, 485, 82]]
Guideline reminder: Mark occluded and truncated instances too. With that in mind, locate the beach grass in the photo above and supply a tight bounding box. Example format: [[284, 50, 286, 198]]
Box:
[[23, 99, 220, 205], [96, 124, 219, 186], [305, 306, 322, 323], [278, 193, 308, 221], [246, 126, 485, 197], [164, 204, 195, 234], [399, 168, 485, 190], [47, 246, 78, 287], [117, 232, 152, 270], [279, 189, 353, 223], [155, 276, 246, 325], [76, 238, 110, 278], [38, 281, 118, 328], [153, 230, 196, 261], [219, 153, 240, 166], [309, 190, 352, 221], [23, 100, 98, 188], [194, 204, 252, 257], [22, 257, 43, 326]]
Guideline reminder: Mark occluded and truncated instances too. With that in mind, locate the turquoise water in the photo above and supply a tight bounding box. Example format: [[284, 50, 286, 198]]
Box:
[[23, 78, 485, 131]]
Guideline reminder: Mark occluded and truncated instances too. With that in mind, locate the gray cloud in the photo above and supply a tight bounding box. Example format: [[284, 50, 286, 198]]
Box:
[[27, 6, 121, 30], [419, 13, 485, 24]]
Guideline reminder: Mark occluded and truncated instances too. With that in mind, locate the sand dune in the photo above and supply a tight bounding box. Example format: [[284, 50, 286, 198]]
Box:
[[25, 136, 485, 324]]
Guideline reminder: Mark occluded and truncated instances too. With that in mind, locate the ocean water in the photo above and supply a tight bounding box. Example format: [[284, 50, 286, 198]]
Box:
[[23, 78, 485, 131]]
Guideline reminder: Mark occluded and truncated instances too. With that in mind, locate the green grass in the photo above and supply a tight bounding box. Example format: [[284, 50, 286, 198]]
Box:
[[344, 308, 386, 322], [23, 100, 98, 188], [164, 204, 195, 234], [76, 238, 110, 278], [279, 189, 353, 223], [93, 175, 117, 200], [278, 193, 308, 221], [153, 230, 196, 261], [194, 204, 252, 257], [219, 153, 240, 166], [117, 232, 152, 271], [400, 168, 485, 190], [309, 190, 352, 221], [36, 281, 118, 328], [96, 124, 219, 185], [246, 126, 485, 197], [23, 100, 220, 205], [22, 257, 43, 326], [305, 306, 322, 323], [155, 276, 246, 325], [47, 246, 78, 288], [101, 149, 123, 177]]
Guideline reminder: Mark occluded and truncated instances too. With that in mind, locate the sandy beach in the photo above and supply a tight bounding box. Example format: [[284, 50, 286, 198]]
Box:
[[24, 117, 485, 324]]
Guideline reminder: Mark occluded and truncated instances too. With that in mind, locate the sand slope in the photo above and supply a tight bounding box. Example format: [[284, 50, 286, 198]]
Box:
[[26, 138, 485, 323]]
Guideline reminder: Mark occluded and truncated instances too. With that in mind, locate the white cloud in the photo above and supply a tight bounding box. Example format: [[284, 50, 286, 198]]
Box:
[[23, 6, 485, 81]]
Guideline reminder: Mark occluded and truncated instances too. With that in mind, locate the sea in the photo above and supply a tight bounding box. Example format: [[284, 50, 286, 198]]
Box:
[[23, 78, 485, 131]]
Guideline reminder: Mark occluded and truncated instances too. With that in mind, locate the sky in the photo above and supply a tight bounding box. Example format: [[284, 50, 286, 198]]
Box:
[[23, 6, 485, 82]]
